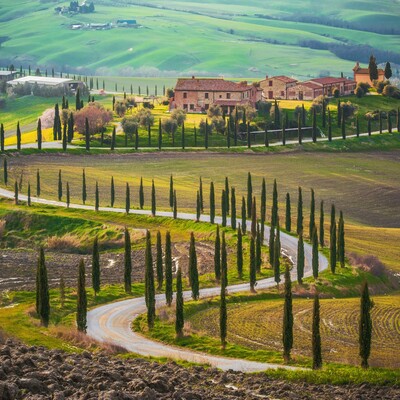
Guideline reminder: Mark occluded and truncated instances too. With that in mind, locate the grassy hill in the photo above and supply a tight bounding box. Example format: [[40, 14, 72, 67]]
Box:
[[0, 0, 399, 77]]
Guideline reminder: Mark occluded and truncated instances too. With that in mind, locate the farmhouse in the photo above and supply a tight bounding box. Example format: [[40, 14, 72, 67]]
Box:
[[353, 62, 385, 85], [259, 75, 298, 100], [8, 76, 84, 91], [0, 71, 17, 82], [171, 77, 262, 113], [287, 82, 324, 101]]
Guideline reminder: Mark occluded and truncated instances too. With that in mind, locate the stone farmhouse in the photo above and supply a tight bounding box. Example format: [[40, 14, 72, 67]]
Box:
[[8, 76, 85, 91], [353, 62, 385, 86], [171, 77, 262, 114], [259, 76, 298, 100]]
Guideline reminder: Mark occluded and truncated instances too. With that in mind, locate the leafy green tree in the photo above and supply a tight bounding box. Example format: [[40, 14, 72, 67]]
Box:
[[189, 232, 199, 300], [285, 193, 291, 232], [92, 236, 100, 296], [165, 231, 173, 306], [297, 233, 304, 284], [237, 225, 243, 279], [283, 265, 293, 362], [359, 281, 373, 369], [210, 181, 215, 224], [36, 247, 50, 327], [297, 187, 303, 235], [175, 268, 184, 338], [312, 293, 322, 370], [214, 225, 221, 281], [156, 231, 163, 290], [145, 231, 156, 329], [247, 172, 252, 218], [76, 259, 87, 333], [124, 227, 132, 293]]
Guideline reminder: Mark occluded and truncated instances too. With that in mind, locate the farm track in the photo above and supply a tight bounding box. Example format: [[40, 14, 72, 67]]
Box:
[[0, 186, 328, 371]]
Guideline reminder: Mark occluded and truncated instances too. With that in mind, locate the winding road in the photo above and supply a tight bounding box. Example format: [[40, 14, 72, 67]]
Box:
[[0, 186, 328, 372]]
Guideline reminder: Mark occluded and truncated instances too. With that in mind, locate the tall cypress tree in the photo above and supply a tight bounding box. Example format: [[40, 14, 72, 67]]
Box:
[[0, 123, 4, 152], [196, 190, 201, 222], [328, 108, 332, 141], [36, 247, 50, 327], [220, 232, 228, 350], [169, 175, 174, 208], [359, 281, 373, 369], [95, 181, 99, 211], [92, 236, 100, 296], [397, 107, 400, 133], [322, 98, 326, 128], [165, 231, 173, 306], [298, 113, 302, 144], [62, 122, 67, 151], [251, 196, 257, 239], [356, 116, 360, 137], [237, 225, 243, 279], [319, 201, 324, 247], [16, 121, 21, 150], [271, 179, 278, 229], [282, 119, 286, 145], [110, 176, 115, 208], [249, 236, 256, 292], [214, 225, 221, 281], [58, 169, 62, 201], [221, 231, 228, 288], [230, 187, 237, 230], [76, 259, 87, 333], [260, 178, 267, 241], [189, 232, 199, 300], [269, 226, 275, 268], [273, 221, 281, 287], [309, 188, 315, 239], [175, 267, 184, 338], [14, 181, 18, 205], [125, 182, 130, 214], [37, 119, 42, 150], [312, 107, 317, 143], [173, 190, 177, 219], [283, 265, 293, 363], [156, 231, 163, 290], [247, 172, 252, 218], [82, 169, 87, 205], [247, 122, 251, 148], [225, 177, 229, 215], [139, 177, 144, 209], [256, 223, 262, 273], [68, 112, 74, 143], [145, 231, 156, 329], [27, 182, 31, 207], [151, 180, 156, 217], [338, 211, 345, 268], [36, 169, 40, 196], [297, 233, 304, 284], [210, 181, 215, 224], [341, 113, 346, 140], [285, 193, 291, 232], [199, 177, 204, 212], [368, 54, 378, 81], [205, 119, 209, 149], [241, 196, 246, 234], [312, 293, 322, 370], [53, 105, 59, 140], [124, 227, 132, 293], [312, 228, 319, 279], [66, 182, 70, 208], [330, 221, 337, 274], [337, 100, 342, 127]]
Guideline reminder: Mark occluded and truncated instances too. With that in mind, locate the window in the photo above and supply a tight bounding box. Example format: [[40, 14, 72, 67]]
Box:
[[190, 104, 194, 110], [227, 93, 231, 99], [280, 91, 285, 97], [205, 104, 210, 110], [183, 104, 188, 110], [219, 95, 222, 99], [269, 80, 273, 87], [183, 92, 187, 99], [205, 93, 209, 99]]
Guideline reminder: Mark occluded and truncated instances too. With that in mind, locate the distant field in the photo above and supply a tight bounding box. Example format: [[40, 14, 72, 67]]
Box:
[[0, 0, 399, 77]]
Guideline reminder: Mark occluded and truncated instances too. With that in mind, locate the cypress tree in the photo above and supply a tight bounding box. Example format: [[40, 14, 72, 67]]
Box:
[[210, 181, 215, 224], [0, 123, 4, 152], [302, 103, 306, 126], [2, 158, 7, 186], [125, 182, 130, 214], [319, 201, 324, 247], [337, 100, 341, 127], [388, 114, 392, 134], [271, 179, 278, 229], [95, 181, 99, 211], [110, 176, 115, 208], [165, 231, 173, 306], [53, 105, 59, 140], [196, 190, 201, 222], [241, 196, 246, 234], [111, 126, 116, 150], [62, 122, 67, 151], [27, 183, 31, 206], [66, 182, 70, 208], [225, 177, 229, 215], [151, 180, 156, 217], [237, 225, 243, 279], [297, 233, 304, 284], [328, 108, 332, 141], [68, 113, 74, 143], [312, 107, 317, 143], [58, 169, 62, 201], [309, 188, 315, 239], [76, 259, 87, 333], [92, 236, 100, 296], [251, 196, 257, 239], [249, 236, 256, 292], [205, 119, 209, 149], [220, 232, 228, 349], [359, 281, 373, 369], [322, 98, 326, 128], [397, 107, 400, 133], [36, 169, 40, 196], [282, 118, 286, 146], [221, 190, 227, 227], [139, 177, 144, 209], [285, 193, 291, 232], [173, 190, 177, 219], [297, 113, 302, 145], [247, 172, 252, 218], [231, 187, 236, 230], [341, 114, 346, 140], [265, 125, 269, 147], [124, 227, 132, 293], [312, 228, 319, 279], [269, 226, 275, 268], [199, 177, 204, 212], [156, 231, 163, 290], [312, 293, 322, 370], [273, 221, 281, 287], [283, 265, 293, 363], [330, 221, 337, 274], [82, 169, 87, 205], [145, 231, 156, 329], [36, 247, 50, 327], [14, 181, 18, 205], [256, 223, 262, 273], [221, 231, 228, 288], [214, 225, 221, 281], [37, 119, 42, 150], [260, 177, 267, 240], [189, 232, 199, 300], [368, 55, 378, 81], [175, 267, 184, 338], [247, 122, 251, 148], [75, 89, 81, 110], [16, 121, 21, 150], [338, 211, 345, 268], [181, 121, 185, 149], [169, 175, 174, 208]]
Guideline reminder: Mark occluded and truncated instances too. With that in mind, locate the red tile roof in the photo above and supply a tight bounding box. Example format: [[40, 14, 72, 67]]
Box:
[[297, 82, 322, 90], [310, 77, 354, 85], [273, 76, 298, 84], [175, 78, 251, 92]]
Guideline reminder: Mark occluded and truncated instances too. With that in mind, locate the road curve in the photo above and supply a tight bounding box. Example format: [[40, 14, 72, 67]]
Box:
[[0, 187, 328, 372]]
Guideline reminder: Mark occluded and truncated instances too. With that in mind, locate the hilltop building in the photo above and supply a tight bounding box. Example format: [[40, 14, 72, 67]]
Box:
[[353, 62, 385, 85], [259, 75, 298, 100], [0, 71, 18, 82], [8, 76, 84, 91], [171, 77, 262, 114]]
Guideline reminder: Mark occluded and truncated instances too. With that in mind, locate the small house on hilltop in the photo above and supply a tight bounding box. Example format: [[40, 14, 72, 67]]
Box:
[[353, 62, 385, 86], [171, 77, 262, 113], [0, 71, 18, 82], [259, 75, 298, 100]]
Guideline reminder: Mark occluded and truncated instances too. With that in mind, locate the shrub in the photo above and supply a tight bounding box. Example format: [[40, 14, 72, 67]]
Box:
[[211, 116, 226, 134], [171, 108, 187, 126], [333, 88, 340, 98], [256, 101, 272, 116], [121, 116, 139, 139], [341, 101, 357, 119], [348, 253, 388, 278], [135, 108, 154, 128], [115, 101, 127, 117], [207, 104, 223, 119], [74, 102, 113, 135], [382, 85, 400, 99], [46, 234, 82, 253], [376, 80, 389, 94], [355, 86, 364, 98], [162, 118, 178, 135], [199, 119, 212, 135]]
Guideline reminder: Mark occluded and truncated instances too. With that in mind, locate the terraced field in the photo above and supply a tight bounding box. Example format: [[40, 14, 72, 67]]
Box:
[[188, 296, 400, 368]]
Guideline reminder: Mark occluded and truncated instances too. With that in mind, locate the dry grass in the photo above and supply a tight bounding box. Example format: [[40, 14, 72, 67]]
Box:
[[46, 234, 82, 253]]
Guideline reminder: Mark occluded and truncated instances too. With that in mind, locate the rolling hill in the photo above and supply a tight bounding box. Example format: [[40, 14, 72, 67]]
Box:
[[0, 0, 399, 78]]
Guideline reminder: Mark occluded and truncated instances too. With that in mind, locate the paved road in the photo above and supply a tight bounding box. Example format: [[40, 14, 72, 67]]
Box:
[[0, 186, 327, 371]]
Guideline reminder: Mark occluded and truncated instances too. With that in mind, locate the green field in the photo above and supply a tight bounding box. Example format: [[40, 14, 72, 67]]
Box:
[[0, 0, 399, 77]]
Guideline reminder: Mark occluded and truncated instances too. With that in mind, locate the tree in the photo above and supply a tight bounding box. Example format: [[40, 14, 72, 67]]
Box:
[[283, 265, 293, 362], [189, 232, 199, 300], [221, 231, 228, 288], [312, 107, 317, 143], [124, 227, 132, 293], [196, 191, 201, 222], [231, 187, 236, 230], [224, 177, 230, 215], [76, 259, 87, 333], [37, 119, 42, 150], [27, 183, 31, 207], [273, 221, 281, 288], [251, 196, 257, 239], [0, 123, 4, 152], [297, 187, 303, 235], [169, 175, 174, 208], [309, 189, 315, 239], [247, 172, 252, 218], [337, 100, 342, 127], [110, 176, 115, 208], [319, 201, 324, 247], [338, 211, 345, 268], [249, 236, 257, 293], [241, 196, 246, 234], [330, 220, 337, 274], [210, 181, 215, 224], [82, 169, 87, 205], [125, 182, 130, 214], [359, 281, 373, 369], [58, 169, 63, 201], [74, 103, 113, 135], [271, 179, 278, 229], [199, 177, 204, 212], [53, 104, 60, 141], [312, 228, 319, 279], [237, 225, 243, 279], [175, 267, 184, 338], [297, 233, 305, 284], [173, 190, 177, 219], [341, 113, 346, 140], [151, 180, 156, 217], [62, 122, 67, 151], [156, 231, 163, 290], [139, 177, 144, 209], [16, 121, 21, 150], [95, 182, 99, 211], [221, 190, 227, 227], [214, 225, 221, 281], [92, 236, 100, 296], [36, 247, 50, 327], [312, 293, 322, 370], [121, 116, 139, 141], [14, 181, 18, 205], [66, 181, 70, 208], [256, 223, 262, 273], [269, 225, 275, 268], [368, 55, 379, 82], [260, 178, 267, 241], [285, 193, 291, 232], [165, 231, 173, 306], [220, 233, 228, 350], [76, 88, 81, 111], [145, 231, 156, 329]]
